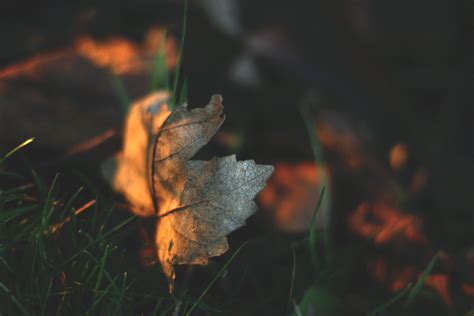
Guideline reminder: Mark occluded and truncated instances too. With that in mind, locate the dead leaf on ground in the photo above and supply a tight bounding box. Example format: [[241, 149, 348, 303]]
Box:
[[103, 93, 273, 291]]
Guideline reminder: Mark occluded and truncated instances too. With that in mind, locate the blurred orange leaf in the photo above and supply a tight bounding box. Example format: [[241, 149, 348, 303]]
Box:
[[259, 162, 330, 232], [349, 202, 427, 246]]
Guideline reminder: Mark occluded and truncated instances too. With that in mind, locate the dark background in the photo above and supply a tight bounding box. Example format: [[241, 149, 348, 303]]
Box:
[[0, 0, 473, 314]]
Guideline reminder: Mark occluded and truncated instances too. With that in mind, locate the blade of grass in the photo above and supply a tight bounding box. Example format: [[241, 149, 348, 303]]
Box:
[[293, 284, 343, 316], [0, 256, 15, 274], [86, 275, 119, 315], [2, 193, 31, 204], [61, 215, 135, 265], [150, 33, 170, 92], [185, 241, 248, 316], [1, 205, 37, 223], [3, 183, 34, 196], [403, 252, 440, 309], [81, 253, 105, 287], [93, 245, 110, 300], [41, 173, 60, 224], [112, 272, 128, 315], [292, 299, 304, 316], [170, 0, 188, 108], [300, 105, 323, 165], [0, 170, 25, 180], [177, 76, 188, 106], [30, 175, 59, 273], [152, 297, 164, 316], [366, 283, 412, 316], [110, 73, 131, 114], [93, 244, 111, 300], [300, 98, 334, 266], [309, 187, 326, 276], [79, 256, 113, 289], [60, 187, 84, 219], [40, 278, 53, 316], [286, 249, 297, 314], [3, 138, 34, 160], [81, 248, 121, 296], [159, 298, 179, 316], [31, 169, 46, 200], [0, 282, 30, 316], [98, 202, 116, 235], [12, 218, 42, 243]]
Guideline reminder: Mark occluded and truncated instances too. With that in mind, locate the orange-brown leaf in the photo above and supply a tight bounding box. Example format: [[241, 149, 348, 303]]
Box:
[[103, 93, 273, 291]]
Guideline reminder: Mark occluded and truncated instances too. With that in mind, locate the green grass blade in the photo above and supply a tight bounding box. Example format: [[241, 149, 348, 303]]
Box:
[[150, 33, 170, 92], [0, 170, 26, 180], [3, 138, 34, 160], [12, 219, 41, 243], [2, 193, 30, 204], [112, 272, 128, 315], [86, 275, 119, 315], [1, 205, 37, 222], [61, 215, 135, 265], [177, 76, 188, 106], [292, 300, 304, 316], [185, 241, 248, 316], [31, 168, 46, 201], [0, 282, 31, 316], [59, 187, 84, 220], [403, 252, 439, 309], [41, 173, 60, 223], [300, 105, 323, 165], [93, 244, 111, 300], [3, 183, 34, 196], [170, 0, 188, 108], [81, 251, 104, 287], [292, 284, 343, 316], [81, 248, 120, 291], [0, 256, 15, 274], [286, 249, 297, 314], [366, 283, 412, 316], [40, 278, 53, 316], [110, 73, 131, 114], [309, 187, 326, 276], [300, 101, 334, 265], [152, 297, 164, 315]]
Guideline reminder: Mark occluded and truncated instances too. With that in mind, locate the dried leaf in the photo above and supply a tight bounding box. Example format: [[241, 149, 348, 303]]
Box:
[[102, 92, 171, 217], [103, 93, 273, 290]]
